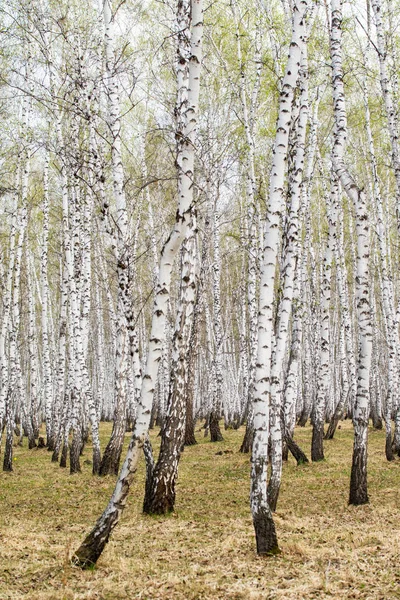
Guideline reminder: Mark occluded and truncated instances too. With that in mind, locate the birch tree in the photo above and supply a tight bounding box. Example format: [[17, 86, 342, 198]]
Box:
[[250, 0, 309, 555], [73, 0, 204, 567], [329, 0, 372, 505]]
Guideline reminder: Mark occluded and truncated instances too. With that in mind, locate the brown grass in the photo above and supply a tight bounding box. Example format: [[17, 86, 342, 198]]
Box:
[[1, 422, 400, 599]]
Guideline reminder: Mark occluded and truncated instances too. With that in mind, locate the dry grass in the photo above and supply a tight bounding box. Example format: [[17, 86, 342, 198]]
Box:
[[1, 422, 400, 599]]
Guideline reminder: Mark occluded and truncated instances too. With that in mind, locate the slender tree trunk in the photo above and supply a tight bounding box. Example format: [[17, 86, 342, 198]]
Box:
[[251, 0, 308, 555], [329, 0, 373, 505]]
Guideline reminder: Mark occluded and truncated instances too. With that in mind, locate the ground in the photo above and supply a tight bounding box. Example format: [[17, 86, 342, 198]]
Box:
[[0, 422, 400, 600]]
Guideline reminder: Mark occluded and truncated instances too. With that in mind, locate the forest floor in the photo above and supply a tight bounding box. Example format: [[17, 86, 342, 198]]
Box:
[[1, 422, 400, 600]]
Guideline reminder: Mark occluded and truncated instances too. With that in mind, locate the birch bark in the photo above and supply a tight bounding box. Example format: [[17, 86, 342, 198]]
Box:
[[73, 0, 204, 567], [251, 0, 308, 555], [330, 0, 372, 505]]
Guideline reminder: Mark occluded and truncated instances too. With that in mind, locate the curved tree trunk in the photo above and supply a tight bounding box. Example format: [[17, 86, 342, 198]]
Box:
[[73, 0, 204, 567]]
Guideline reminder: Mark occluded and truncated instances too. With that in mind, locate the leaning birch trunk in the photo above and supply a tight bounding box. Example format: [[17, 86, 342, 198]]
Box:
[[330, 0, 372, 505], [73, 0, 204, 567], [250, 0, 308, 555]]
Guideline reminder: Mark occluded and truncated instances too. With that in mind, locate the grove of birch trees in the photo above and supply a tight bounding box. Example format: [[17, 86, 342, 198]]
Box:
[[1, 0, 400, 564]]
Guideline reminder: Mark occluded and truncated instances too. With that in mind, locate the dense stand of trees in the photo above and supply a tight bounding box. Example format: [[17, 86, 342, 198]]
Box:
[[1, 0, 400, 563]]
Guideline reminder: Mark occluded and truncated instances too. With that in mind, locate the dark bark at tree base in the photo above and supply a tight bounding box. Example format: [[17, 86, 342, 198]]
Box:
[[52, 448, 60, 463], [286, 432, 309, 465], [311, 421, 324, 462], [99, 449, 121, 476], [253, 507, 280, 555], [70, 433, 82, 474], [209, 412, 224, 442], [60, 443, 68, 468], [73, 436, 142, 568], [240, 421, 253, 454], [267, 482, 279, 513], [28, 438, 37, 449], [37, 437, 46, 448], [282, 441, 288, 462], [385, 432, 395, 461], [325, 395, 347, 440], [349, 435, 369, 505], [143, 436, 155, 508], [99, 426, 125, 476], [184, 428, 197, 446], [149, 403, 158, 430], [297, 413, 308, 427], [3, 432, 13, 472], [370, 410, 383, 430], [92, 448, 101, 476], [143, 368, 185, 515], [72, 510, 118, 569], [143, 476, 176, 515], [184, 403, 197, 445]]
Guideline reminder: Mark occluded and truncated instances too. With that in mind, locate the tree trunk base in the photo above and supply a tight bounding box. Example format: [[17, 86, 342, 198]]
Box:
[[184, 432, 197, 446], [92, 451, 101, 476], [60, 443, 68, 468], [28, 438, 37, 449], [286, 432, 309, 465], [282, 441, 288, 462], [297, 413, 308, 427], [311, 421, 324, 462], [143, 487, 175, 515], [240, 421, 253, 454], [209, 413, 224, 442], [70, 432, 82, 474], [267, 481, 280, 513], [349, 434, 369, 505], [325, 414, 341, 440], [253, 507, 280, 555], [99, 428, 125, 476], [3, 429, 13, 471], [73, 517, 114, 569], [385, 431, 395, 461]]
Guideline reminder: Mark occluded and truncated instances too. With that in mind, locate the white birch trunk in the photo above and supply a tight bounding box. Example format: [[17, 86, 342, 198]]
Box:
[[330, 0, 372, 505], [251, 0, 308, 555]]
